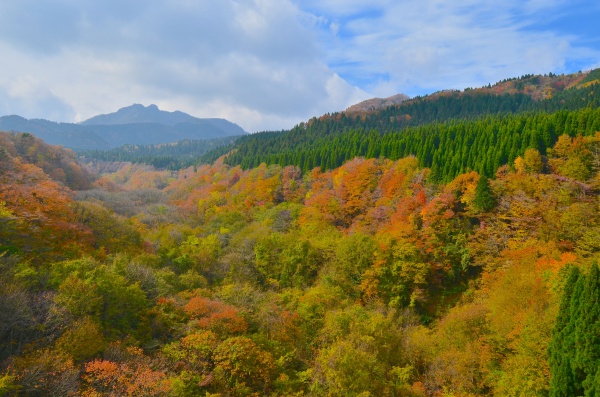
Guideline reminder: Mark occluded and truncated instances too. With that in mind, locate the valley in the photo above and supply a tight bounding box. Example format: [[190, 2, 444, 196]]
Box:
[[1, 69, 600, 396]]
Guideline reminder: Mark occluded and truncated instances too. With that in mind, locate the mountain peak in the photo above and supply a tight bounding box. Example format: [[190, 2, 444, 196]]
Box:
[[80, 104, 197, 126]]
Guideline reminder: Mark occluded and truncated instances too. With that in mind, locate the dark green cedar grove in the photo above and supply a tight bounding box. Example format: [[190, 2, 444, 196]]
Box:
[[549, 263, 600, 396], [223, 107, 600, 181]]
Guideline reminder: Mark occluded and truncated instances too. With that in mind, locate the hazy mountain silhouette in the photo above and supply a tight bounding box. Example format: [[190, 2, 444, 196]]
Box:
[[0, 104, 246, 150]]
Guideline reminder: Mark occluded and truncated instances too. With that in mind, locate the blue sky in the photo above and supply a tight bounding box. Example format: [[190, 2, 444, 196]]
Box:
[[0, 0, 598, 132]]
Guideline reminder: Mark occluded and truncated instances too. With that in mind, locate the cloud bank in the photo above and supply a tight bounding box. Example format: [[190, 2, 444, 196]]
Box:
[[300, 0, 600, 97], [0, 0, 368, 131]]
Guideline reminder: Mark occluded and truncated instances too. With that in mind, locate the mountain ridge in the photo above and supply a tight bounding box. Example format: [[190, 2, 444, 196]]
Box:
[[340, 69, 598, 118]]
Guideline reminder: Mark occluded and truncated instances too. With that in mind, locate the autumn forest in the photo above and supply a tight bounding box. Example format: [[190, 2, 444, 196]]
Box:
[[2, 69, 600, 396]]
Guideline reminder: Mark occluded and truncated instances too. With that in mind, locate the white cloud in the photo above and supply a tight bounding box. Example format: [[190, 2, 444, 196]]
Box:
[[300, 0, 600, 97], [0, 0, 368, 132]]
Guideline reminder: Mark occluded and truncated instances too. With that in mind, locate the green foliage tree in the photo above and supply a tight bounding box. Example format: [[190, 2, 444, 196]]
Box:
[[213, 336, 276, 396], [472, 175, 495, 212], [549, 264, 600, 396], [52, 259, 149, 339], [523, 147, 544, 173]]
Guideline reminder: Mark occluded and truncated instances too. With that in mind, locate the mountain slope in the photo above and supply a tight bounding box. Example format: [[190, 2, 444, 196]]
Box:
[[0, 115, 110, 149], [344, 93, 410, 114], [81, 104, 195, 126], [79, 135, 239, 170]]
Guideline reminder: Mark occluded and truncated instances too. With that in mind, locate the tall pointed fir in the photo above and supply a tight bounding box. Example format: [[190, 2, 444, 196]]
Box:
[[549, 263, 600, 396], [472, 175, 495, 212], [578, 263, 600, 395], [549, 266, 582, 397]]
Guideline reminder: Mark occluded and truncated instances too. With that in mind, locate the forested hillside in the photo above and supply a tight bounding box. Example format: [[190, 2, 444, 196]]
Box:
[[201, 69, 600, 181], [2, 69, 600, 396]]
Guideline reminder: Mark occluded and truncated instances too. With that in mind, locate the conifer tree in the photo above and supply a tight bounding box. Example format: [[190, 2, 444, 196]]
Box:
[[549, 263, 600, 396], [472, 175, 495, 212], [549, 266, 582, 397], [579, 263, 600, 395]]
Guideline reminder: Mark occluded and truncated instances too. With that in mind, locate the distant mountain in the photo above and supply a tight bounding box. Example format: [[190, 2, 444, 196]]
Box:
[[81, 104, 196, 126], [0, 104, 246, 150], [344, 93, 410, 114]]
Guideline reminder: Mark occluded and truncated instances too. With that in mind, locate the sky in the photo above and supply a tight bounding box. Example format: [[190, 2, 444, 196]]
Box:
[[0, 0, 598, 132]]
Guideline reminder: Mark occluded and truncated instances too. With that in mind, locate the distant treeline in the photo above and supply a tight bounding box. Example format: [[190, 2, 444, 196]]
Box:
[[78, 136, 239, 170]]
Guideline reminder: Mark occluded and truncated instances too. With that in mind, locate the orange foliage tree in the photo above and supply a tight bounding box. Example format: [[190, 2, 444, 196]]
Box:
[[82, 347, 171, 397], [184, 296, 248, 335]]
